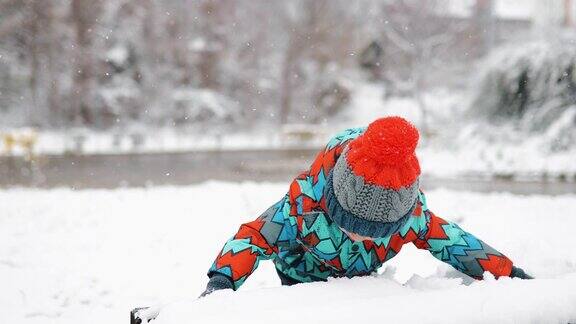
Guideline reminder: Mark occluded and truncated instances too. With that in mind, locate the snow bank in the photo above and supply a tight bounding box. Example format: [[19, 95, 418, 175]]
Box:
[[157, 273, 576, 324], [0, 183, 575, 323], [1, 127, 328, 156]]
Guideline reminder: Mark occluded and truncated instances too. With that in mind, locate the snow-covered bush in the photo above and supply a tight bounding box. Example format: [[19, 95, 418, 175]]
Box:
[[470, 39, 576, 131], [169, 88, 242, 126], [468, 38, 576, 155]]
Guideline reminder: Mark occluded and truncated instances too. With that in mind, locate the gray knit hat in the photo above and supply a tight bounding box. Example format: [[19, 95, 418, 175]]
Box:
[[324, 117, 421, 238]]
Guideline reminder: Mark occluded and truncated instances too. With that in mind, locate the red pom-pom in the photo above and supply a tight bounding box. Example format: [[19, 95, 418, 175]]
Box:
[[347, 116, 420, 189]]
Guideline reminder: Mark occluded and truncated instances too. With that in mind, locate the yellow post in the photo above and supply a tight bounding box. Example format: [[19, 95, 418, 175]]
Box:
[[2, 133, 16, 155], [19, 131, 38, 161]]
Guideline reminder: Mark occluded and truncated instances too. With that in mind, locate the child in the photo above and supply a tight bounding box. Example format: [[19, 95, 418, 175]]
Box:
[[202, 116, 532, 296]]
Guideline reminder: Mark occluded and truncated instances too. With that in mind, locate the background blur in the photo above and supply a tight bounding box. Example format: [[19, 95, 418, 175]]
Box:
[[2, 2, 576, 324], [1, 0, 575, 191]]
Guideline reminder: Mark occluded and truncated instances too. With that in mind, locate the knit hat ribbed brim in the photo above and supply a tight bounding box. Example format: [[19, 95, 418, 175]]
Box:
[[325, 169, 415, 238]]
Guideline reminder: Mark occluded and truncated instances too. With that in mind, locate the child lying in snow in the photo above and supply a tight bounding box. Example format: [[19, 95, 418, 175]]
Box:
[[202, 117, 532, 296]]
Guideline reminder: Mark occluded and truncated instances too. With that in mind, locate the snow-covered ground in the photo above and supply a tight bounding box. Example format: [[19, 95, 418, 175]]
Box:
[[1, 182, 575, 324]]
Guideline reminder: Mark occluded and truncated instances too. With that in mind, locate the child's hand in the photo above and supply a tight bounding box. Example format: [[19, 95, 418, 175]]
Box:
[[199, 274, 234, 298], [510, 266, 534, 279]]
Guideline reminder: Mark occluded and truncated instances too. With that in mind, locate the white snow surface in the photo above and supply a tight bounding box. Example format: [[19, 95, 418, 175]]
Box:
[[1, 183, 575, 324]]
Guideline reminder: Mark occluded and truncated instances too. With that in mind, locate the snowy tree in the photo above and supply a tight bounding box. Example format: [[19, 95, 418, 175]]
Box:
[[375, 0, 470, 136], [0, 0, 551, 133], [469, 37, 576, 151]]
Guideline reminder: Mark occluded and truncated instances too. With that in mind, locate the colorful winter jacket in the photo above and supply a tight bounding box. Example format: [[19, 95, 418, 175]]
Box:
[[208, 127, 514, 290]]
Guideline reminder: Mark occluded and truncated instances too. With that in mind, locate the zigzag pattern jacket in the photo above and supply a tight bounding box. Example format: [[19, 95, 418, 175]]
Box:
[[208, 127, 514, 290]]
